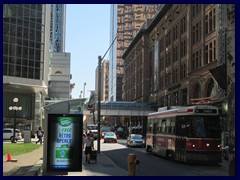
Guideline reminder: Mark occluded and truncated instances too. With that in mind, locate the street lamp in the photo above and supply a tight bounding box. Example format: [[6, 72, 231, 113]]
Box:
[[96, 34, 118, 154], [8, 97, 22, 143], [83, 82, 86, 98]]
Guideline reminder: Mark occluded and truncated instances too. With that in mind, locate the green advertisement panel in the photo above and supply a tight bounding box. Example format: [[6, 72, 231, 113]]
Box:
[[47, 114, 83, 171]]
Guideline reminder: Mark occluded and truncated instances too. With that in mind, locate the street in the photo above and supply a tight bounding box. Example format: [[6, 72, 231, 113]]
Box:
[[99, 139, 229, 176]]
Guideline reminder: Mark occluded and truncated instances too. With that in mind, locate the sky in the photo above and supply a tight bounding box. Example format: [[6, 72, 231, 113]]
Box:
[[65, 4, 110, 99]]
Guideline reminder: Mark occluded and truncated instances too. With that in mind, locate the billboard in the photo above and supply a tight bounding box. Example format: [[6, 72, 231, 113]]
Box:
[[47, 114, 83, 172]]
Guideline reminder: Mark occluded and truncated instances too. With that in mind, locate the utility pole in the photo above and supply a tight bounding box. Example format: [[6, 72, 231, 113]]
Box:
[[97, 34, 118, 154], [226, 4, 235, 176], [97, 56, 101, 154]]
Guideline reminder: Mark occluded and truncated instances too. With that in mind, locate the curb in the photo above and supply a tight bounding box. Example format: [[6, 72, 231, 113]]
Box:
[[4, 159, 43, 176], [24, 159, 43, 176]]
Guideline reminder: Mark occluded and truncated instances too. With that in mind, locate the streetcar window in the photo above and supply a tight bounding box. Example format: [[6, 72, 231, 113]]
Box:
[[191, 116, 221, 138], [161, 120, 166, 133], [170, 118, 176, 134], [176, 117, 192, 137], [153, 123, 158, 134], [192, 117, 207, 138], [203, 116, 221, 138]]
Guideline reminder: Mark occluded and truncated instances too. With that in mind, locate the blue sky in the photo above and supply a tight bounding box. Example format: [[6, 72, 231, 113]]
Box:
[[65, 4, 110, 99]]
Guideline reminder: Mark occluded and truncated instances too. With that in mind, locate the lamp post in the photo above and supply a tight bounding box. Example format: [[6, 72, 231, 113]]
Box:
[[8, 97, 22, 143]]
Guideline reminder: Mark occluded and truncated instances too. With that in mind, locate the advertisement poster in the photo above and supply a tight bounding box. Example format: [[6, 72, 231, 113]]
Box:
[[47, 114, 83, 171]]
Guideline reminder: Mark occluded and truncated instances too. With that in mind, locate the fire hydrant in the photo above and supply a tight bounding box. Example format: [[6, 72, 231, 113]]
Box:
[[128, 153, 136, 176]]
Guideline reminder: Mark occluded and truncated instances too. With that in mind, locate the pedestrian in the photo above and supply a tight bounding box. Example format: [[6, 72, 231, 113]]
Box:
[[83, 133, 93, 164], [89, 130, 94, 148], [36, 127, 44, 145]]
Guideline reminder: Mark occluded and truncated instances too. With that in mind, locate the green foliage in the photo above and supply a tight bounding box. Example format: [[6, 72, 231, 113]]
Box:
[[3, 143, 40, 156]]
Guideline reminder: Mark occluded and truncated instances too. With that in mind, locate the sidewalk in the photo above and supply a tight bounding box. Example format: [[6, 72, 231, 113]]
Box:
[[3, 141, 128, 176]]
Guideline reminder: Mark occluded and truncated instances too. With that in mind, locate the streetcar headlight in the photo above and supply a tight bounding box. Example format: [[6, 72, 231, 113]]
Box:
[[206, 143, 210, 147], [218, 144, 221, 148], [192, 144, 195, 148]]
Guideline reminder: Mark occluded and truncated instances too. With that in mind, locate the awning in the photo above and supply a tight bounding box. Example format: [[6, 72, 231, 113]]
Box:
[[209, 64, 227, 90], [4, 82, 47, 94]]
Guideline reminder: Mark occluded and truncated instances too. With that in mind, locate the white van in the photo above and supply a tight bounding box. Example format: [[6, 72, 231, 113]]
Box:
[[3, 128, 22, 141]]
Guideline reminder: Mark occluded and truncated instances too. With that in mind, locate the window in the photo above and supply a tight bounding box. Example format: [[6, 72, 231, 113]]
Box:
[[180, 63, 186, 80], [194, 84, 201, 98], [172, 45, 178, 63], [205, 14, 208, 34], [205, 44, 208, 64], [172, 68, 178, 83], [165, 53, 171, 67], [180, 15, 186, 34], [209, 42, 213, 62], [181, 88, 187, 106], [173, 24, 178, 41], [161, 120, 166, 133], [180, 39, 187, 58], [176, 116, 192, 137], [172, 91, 178, 106], [159, 56, 164, 71], [192, 21, 201, 44], [205, 8, 216, 35], [192, 4, 201, 18], [191, 49, 202, 70]]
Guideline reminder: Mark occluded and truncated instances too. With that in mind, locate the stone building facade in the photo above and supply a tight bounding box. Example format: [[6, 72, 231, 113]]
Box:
[[123, 4, 227, 110]]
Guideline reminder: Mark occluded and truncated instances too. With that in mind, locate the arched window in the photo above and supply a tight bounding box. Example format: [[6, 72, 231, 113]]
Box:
[[194, 84, 201, 98], [206, 79, 216, 97]]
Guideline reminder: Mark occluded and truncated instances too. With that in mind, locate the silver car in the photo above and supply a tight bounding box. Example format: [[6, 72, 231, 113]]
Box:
[[3, 128, 22, 141], [127, 134, 145, 148]]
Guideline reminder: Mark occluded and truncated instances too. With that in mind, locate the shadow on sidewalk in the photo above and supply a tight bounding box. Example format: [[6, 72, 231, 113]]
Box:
[[4, 165, 32, 176]]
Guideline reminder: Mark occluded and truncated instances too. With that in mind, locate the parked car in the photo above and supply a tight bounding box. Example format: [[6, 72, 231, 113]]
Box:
[[127, 134, 145, 148], [3, 128, 22, 141], [223, 145, 229, 160], [103, 132, 117, 143]]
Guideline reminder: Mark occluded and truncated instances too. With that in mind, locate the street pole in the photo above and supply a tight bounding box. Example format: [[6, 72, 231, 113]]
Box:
[[9, 97, 22, 143], [96, 33, 118, 154], [13, 110, 16, 143], [226, 4, 235, 176], [97, 55, 102, 154], [83, 82, 86, 98]]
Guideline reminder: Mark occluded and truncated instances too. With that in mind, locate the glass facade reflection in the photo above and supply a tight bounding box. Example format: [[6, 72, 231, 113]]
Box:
[[3, 4, 44, 80], [3, 4, 50, 133]]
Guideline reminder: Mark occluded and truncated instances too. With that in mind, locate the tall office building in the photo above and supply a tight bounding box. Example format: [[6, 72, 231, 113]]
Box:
[[95, 60, 109, 101], [3, 4, 51, 131], [49, 4, 66, 52], [109, 4, 160, 101], [48, 4, 72, 100]]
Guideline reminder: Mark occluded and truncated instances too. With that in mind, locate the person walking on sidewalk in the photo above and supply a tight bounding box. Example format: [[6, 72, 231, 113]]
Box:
[[36, 127, 44, 145], [83, 133, 93, 164], [89, 130, 94, 148]]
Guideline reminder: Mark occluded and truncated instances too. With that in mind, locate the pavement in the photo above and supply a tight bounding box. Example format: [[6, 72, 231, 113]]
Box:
[[3, 139, 128, 176]]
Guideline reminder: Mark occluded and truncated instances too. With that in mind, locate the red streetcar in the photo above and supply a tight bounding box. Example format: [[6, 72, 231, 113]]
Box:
[[146, 105, 222, 164]]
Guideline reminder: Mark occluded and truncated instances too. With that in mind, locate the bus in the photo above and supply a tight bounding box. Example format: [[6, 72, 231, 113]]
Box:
[[146, 105, 222, 164]]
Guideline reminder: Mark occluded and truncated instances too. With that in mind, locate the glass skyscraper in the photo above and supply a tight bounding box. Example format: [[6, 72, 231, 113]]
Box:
[[3, 4, 51, 133]]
